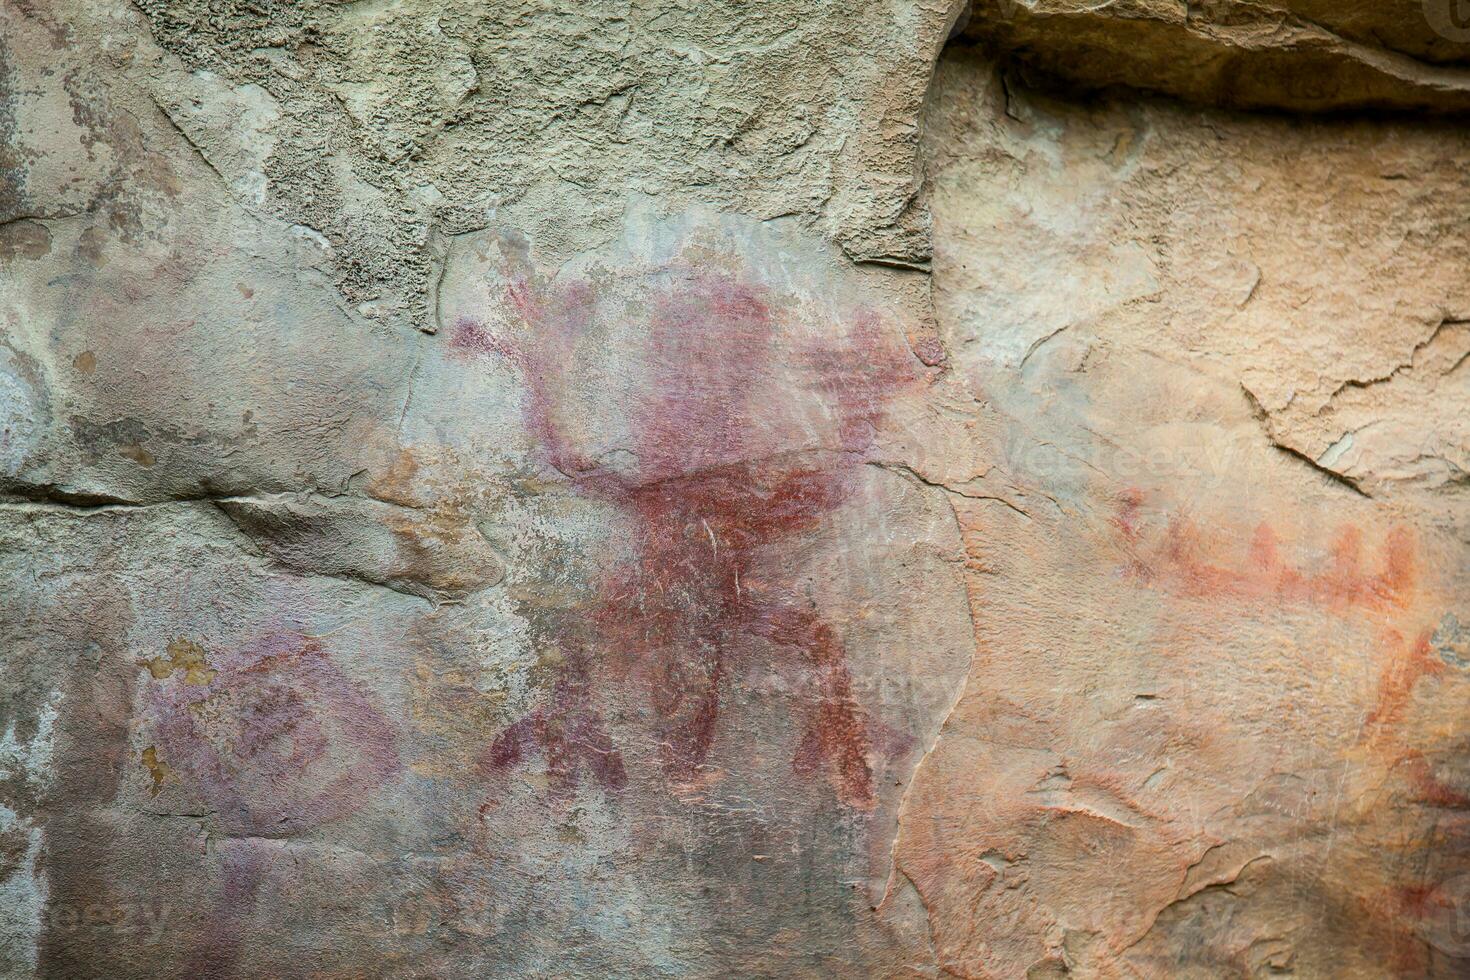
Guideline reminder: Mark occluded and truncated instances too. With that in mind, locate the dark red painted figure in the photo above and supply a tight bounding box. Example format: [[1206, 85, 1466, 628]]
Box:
[[457, 258, 921, 810]]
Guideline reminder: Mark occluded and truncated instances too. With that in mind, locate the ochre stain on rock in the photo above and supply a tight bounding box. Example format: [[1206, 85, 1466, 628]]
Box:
[[141, 637, 216, 686], [139, 745, 170, 797], [119, 444, 156, 468], [1114, 494, 1416, 614]]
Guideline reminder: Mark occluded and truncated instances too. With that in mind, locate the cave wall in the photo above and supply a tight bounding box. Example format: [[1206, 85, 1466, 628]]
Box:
[[1, 1, 1467, 977]]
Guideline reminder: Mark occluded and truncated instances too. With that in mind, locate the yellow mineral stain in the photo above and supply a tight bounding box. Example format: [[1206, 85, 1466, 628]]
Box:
[[120, 444, 156, 467], [140, 746, 170, 797], [142, 637, 217, 686], [407, 658, 512, 779], [367, 448, 425, 508], [72, 350, 96, 375]]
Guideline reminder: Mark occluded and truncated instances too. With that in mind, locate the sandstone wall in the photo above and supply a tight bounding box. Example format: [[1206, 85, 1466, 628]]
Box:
[[1, 1, 1466, 977]]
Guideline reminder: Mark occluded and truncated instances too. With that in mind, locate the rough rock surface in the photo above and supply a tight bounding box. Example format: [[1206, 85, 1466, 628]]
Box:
[[1, 1, 1468, 978], [961, 0, 1470, 112], [898, 49, 1470, 977]]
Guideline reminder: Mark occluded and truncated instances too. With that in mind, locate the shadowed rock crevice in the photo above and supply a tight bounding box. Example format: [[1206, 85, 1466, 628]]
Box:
[[954, 0, 1470, 113]]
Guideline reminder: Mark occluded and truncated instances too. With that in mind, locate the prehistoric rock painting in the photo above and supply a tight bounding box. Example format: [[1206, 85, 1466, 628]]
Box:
[[451, 249, 925, 812], [353, 221, 970, 973], [140, 632, 401, 835], [3, 1, 1469, 977]]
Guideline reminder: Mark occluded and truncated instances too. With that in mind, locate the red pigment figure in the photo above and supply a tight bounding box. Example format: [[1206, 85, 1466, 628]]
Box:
[[457, 254, 923, 810]]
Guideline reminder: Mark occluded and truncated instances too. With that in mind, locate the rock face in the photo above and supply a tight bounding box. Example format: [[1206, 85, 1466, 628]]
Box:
[[960, 0, 1470, 112], [902, 50, 1470, 977], [1, 1, 1467, 978]]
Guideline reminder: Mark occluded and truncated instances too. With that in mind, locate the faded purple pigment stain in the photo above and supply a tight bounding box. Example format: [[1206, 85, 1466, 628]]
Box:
[[182, 838, 268, 978], [457, 258, 925, 809], [143, 632, 401, 836]]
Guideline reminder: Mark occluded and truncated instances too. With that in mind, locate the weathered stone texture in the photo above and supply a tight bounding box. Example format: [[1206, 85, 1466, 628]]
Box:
[[2, 1, 1468, 978], [961, 0, 1470, 112], [892, 48, 1470, 977]]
